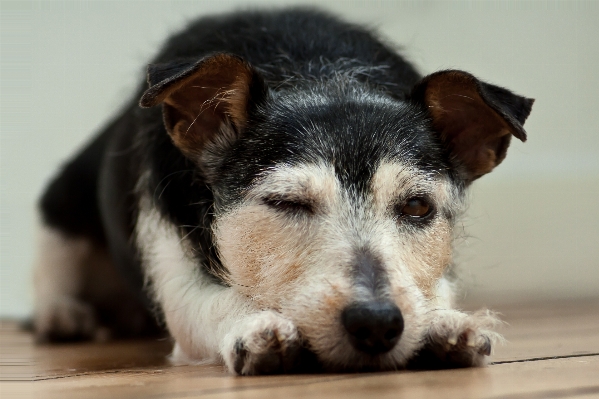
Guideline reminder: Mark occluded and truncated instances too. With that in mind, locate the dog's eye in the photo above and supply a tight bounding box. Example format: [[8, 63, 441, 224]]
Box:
[[397, 197, 433, 219], [263, 198, 314, 215]]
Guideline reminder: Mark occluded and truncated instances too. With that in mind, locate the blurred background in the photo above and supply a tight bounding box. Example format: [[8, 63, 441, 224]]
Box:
[[1, 0, 597, 318]]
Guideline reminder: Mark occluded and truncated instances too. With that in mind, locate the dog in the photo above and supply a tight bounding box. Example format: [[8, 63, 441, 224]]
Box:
[[33, 8, 533, 375]]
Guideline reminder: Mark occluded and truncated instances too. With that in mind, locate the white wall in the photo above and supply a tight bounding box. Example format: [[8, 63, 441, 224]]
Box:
[[1, 0, 598, 317]]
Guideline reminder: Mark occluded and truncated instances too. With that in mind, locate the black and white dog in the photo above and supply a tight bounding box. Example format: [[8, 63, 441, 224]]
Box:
[[33, 9, 533, 375]]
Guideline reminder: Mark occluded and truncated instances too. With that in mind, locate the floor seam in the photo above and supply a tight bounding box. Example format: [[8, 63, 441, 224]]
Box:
[[491, 352, 599, 365], [487, 385, 599, 399]]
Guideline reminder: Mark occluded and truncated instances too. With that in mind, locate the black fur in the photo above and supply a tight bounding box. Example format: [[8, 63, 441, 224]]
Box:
[[39, 8, 532, 331], [40, 130, 110, 245]]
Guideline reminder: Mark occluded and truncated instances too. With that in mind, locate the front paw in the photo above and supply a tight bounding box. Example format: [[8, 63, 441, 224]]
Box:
[[409, 309, 503, 369], [223, 311, 306, 375]]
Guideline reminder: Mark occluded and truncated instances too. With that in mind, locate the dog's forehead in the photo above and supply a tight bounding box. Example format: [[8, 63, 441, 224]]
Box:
[[262, 90, 449, 179]]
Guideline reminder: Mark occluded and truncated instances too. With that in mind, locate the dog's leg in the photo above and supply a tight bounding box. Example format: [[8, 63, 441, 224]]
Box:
[[137, 200, 308, 375], [34, 224, 157, 342], [33, 225, 103, 342]]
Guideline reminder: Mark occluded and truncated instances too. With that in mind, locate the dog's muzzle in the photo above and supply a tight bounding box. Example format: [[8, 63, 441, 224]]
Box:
[[342, 301, 404, 355]]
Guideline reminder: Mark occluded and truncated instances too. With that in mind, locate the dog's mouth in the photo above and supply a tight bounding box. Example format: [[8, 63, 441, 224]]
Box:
[[296, 345, 407, 374], [288, 343, 399, 374], [283, 344, 324, 374]]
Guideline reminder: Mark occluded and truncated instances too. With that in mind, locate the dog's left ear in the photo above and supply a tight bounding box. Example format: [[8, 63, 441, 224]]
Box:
[[139, 53, 267, 163], [410, 70, 534, 183]]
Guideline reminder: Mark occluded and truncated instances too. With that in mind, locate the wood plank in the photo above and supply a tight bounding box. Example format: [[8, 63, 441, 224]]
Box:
[[489, 298, 599, 362], [0, 322, 171, 380], [4, 356, 598, 399], [1, 299, 598, 398], [5, 299, 595, 380]]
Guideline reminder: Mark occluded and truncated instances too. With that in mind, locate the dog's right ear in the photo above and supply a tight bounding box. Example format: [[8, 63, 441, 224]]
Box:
[[140, 53, 267, 161]]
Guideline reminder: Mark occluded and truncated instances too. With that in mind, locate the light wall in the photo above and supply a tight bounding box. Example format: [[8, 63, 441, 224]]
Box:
[[1, 1, 598, 317]]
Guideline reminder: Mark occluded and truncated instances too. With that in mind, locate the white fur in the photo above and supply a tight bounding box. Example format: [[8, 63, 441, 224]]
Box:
[[432, 276, 457, 309], [34, 226, 90, 304]]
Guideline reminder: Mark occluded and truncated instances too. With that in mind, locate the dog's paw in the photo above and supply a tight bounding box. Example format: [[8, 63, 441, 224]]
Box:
[[409, 309, 503, 369], [34, 296, 108, 343], [222, 311, 304, 375]]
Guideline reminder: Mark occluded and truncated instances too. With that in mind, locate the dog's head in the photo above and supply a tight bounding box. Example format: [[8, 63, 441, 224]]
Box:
[[140, 53, 533, 370]]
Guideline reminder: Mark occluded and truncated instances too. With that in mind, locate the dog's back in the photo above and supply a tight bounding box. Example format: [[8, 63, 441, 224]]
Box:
[[151, 9, 421, 93]]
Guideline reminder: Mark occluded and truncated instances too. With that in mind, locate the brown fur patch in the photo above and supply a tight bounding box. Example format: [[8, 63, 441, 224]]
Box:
[[215, 204, 316, 306], [403, 218, 453, 298]]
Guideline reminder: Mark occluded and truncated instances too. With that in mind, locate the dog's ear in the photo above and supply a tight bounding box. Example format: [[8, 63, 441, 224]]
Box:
[[410, 70, 534, 183], [139, 53, 267, 160]]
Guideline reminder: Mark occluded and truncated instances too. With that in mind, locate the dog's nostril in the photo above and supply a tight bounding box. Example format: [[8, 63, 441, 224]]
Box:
[[354, 327, 370, 341], [342, 301, 404, 355], [384, 328, 400, 341]]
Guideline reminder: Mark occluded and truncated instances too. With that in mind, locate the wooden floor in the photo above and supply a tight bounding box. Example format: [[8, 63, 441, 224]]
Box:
[[2, 299, 599, 398]]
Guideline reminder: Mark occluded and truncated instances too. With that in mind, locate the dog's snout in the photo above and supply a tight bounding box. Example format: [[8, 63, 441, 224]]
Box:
[[342, 301, 404, 355]]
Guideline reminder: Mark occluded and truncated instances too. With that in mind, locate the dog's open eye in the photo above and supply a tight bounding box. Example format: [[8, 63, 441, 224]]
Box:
[[397, 197, 434, 220], [263, 197, 314, 215]]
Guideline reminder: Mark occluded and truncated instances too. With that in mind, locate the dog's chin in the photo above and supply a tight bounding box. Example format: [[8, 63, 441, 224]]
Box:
[[314, 343, 413, 373], [319, 353, 408, 373], [296, 323, 420, 373]]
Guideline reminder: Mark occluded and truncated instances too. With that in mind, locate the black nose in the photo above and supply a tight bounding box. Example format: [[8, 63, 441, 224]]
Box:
[[342, 301, 404, 355]]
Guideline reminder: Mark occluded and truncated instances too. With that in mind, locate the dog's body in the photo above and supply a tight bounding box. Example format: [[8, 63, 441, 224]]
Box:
[[34, 9, 533, 375]]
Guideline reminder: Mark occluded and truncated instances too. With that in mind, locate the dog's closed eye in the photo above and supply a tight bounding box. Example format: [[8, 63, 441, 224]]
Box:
[[262, 196, 315, 215]]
